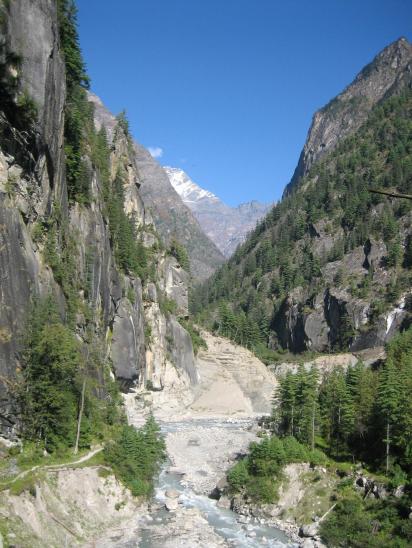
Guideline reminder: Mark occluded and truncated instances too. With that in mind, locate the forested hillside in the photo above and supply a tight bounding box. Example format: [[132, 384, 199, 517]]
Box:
[[192, 40, 412, 358]]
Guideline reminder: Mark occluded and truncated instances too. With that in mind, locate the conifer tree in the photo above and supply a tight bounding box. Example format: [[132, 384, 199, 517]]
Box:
[[377, 358, 401, 474]]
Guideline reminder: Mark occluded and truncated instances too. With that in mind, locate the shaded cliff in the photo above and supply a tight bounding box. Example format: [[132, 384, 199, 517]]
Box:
[[0, 0, 197, 438]]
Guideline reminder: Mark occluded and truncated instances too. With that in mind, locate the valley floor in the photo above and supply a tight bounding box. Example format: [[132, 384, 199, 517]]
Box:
[[117, 332, 298, 547], [1, 332, 303, 547]]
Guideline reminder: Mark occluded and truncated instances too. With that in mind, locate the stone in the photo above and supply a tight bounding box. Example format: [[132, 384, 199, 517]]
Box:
[[217, 496, 231, 510], [165, 499, 179, 511], [300, 523, 319, 538], [393, 485, 405, 498], [216, 476, 228, 491], [165, 489, 180, 499]]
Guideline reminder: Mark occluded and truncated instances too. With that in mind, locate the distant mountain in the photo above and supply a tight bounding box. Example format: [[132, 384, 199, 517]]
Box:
[[164, 167, 271, 257], [88, 93, 225, 281]]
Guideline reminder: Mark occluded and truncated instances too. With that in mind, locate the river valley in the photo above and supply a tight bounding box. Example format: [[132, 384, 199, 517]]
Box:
[[107, 332, 298, 547]]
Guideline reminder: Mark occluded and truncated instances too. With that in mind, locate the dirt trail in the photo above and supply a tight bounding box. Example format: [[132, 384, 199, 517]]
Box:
[[0, 446, 103, 486]]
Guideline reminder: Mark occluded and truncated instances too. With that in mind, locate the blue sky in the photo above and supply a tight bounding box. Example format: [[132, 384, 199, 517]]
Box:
[[77, 0, 412, 206]]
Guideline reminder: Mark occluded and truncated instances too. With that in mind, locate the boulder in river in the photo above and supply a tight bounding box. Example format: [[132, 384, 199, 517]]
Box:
[[165, 499, 179, 511], [217, 496, 231, 510]]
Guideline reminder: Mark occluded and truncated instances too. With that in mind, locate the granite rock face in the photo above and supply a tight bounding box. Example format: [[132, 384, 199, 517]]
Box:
[[0, 0, 66, 436], [159, 255, 190, 316], [285, 37, 412, 195], [0, 3, 197, 437]]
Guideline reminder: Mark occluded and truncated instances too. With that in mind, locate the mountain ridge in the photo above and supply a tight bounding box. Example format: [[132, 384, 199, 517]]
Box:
[[193, 37, 412, 357], [285, 36, 412, 195], [87, 92, 225, 281]]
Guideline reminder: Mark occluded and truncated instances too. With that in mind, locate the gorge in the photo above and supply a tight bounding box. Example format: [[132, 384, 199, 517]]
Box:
[[0, 1, 412, 547]]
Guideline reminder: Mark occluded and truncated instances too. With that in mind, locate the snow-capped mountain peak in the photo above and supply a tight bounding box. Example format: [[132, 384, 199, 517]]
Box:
[[163, 166, 271, 257], [163, 166, 219, 203]]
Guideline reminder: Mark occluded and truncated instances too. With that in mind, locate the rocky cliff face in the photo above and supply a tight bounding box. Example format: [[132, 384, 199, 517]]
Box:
[[165, 166, 271, 257], [0, 1, 196, 438], [285, 37, 412, 195], [88, 93, 225, 282]]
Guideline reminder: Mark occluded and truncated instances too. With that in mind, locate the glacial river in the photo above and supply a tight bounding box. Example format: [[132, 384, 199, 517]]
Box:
[[138, 419, 297, 548]]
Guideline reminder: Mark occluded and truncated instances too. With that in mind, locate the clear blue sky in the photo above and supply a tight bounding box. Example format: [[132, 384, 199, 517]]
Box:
[[77, 0, 411, 206]]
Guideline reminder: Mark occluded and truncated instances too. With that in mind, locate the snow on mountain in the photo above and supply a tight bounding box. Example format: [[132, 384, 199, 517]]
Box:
[[164, 166, 219, 203], [163, 166, 272, 257]]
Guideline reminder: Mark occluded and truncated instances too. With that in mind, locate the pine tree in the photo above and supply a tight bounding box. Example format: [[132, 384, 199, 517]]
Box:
[[377, 358, 401, 474], [276, 372, 298, 436]]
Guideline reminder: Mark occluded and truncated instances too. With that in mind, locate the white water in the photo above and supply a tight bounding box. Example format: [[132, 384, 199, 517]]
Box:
[[138, 419, 297, 548]]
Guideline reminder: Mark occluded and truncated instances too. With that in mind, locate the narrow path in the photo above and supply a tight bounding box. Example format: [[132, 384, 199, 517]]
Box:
[[0, 445, 103, 486]]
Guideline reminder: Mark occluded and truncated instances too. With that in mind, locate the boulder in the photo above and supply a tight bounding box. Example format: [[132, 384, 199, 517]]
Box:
[[301, 539, 315, 548], [393, 485, 405, 499], [165, 489, 180, 499], [165, 498, 179, 511], [300, 523, 319, 538], [217, 496, 231, 510]]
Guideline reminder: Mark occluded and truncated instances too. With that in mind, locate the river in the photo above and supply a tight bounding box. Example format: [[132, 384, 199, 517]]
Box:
[[136, 418, 297, 548]]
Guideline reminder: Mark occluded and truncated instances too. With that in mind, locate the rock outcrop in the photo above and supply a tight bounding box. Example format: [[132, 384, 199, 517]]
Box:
[[0, 466, 145, 547]]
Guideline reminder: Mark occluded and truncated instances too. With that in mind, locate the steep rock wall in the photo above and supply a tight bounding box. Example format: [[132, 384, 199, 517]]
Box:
[[88, 92, 225, 281], [0, 1, 197, 438]]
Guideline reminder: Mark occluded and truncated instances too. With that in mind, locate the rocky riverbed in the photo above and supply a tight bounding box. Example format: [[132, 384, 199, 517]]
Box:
[[119, 332, 300, 547], [137, 419, 296, 548]]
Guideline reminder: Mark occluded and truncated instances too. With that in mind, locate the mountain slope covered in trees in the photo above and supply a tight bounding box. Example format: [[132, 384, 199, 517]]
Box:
[[192, 38, 412, 358]]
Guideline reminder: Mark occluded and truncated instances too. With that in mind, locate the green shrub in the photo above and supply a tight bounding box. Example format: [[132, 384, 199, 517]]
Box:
[[283, 436, 309, 461], [227, 459, 249, 491], [246, 476, 280, 503], [9, 474, 37, 496], [104, 415, 165, 498], [169, 239, 190, 272], [178, 319, 207, 355], [320, 494, 412, 548], [159, 294, 178, 316], [308, 448, 328, 466]]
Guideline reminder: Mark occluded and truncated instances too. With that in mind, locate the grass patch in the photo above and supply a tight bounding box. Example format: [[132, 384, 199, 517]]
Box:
[[8, 471, 39, 496]]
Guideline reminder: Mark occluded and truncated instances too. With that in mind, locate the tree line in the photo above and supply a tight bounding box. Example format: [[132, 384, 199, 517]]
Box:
[[273, 326, 412, 474]]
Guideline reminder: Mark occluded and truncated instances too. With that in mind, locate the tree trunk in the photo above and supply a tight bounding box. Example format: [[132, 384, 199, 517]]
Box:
[[74, 377, 86, 455], [386, 420, 390, 475]]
